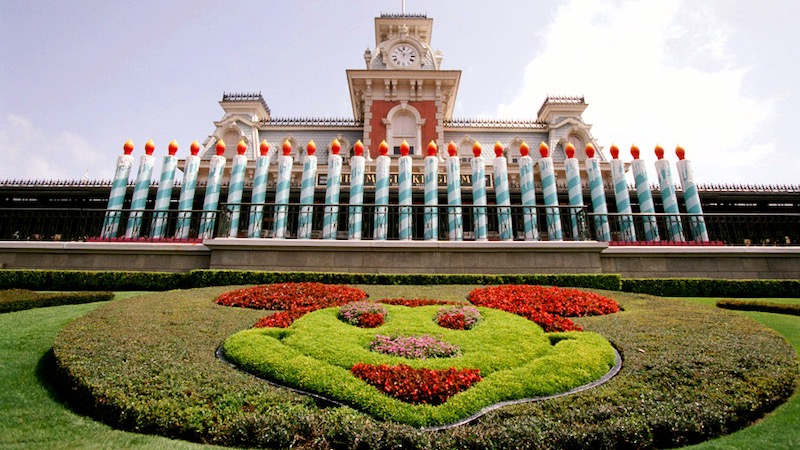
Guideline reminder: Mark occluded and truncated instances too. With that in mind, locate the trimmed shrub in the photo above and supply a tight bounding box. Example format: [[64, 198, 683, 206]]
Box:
[[622, 278, 800, 298], [0, 289, 113, 313], [716, 299, 800, 316]]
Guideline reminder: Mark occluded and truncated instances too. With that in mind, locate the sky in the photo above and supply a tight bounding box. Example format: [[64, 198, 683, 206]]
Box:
[[1, 0, 798, 185]]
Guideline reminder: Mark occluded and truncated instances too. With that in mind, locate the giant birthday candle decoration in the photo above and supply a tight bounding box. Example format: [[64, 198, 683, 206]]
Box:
[[518, 141, 539, 241], [630, 145, 659, 241], [423, 141, 439, 241], [584, 144, 611, 242], [445, 142, 464, 241], [198, 140, 227, 239], [654, 145, 685, 242], [125, 139, 156, 238], [226, 140, 248, 238], [373, 140, 390, 240], [397, 140, 413, 240], [175, 141, 201, 239], [273, 140, 293, 239], [563, 143, 584, 240], [247, 140, 271, 238], [348, 140, 366, 240], [471, 142, 488, 241], [150, 140, 179, 239], [609, 145, 636, 242], [675, 146, 709, 242], [538, 142, 562, 241], [297, 140, 318, 239], [493, 142, 513, 241], [101, 140, 135, 238], [322, 139, 343, 240]]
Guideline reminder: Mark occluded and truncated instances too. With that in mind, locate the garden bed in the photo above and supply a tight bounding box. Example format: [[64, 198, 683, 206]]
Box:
[[53, 286, 798, 449]]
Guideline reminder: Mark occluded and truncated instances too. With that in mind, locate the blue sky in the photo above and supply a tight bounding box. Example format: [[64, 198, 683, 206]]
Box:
[[1, 0, 797, 185]]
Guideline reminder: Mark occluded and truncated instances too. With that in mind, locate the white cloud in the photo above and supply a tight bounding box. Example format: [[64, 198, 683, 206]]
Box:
[[497, 0, 773, 184], [0, 113, 112, 181]]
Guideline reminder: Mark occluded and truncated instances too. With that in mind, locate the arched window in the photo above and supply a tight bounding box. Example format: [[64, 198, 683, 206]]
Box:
[[383, 103, 425, 156]]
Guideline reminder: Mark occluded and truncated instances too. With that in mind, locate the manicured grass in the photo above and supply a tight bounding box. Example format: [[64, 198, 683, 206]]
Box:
[[52, 287, 797, 449], [0, 294, 223, 449], [224, 305, 616, 426]]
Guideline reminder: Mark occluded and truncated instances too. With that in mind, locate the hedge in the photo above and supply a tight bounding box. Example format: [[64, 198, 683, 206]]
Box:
[[716, 299, 800, 316], [621, 278, 800, 298], [0, 269, 622, 291], [0, 289, 114, 313]]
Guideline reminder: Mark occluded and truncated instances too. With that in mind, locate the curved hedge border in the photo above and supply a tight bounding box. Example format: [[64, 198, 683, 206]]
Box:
[[717, 299, 800, 316], [53, 287, 798, 449], [0, 289, 113, 313]]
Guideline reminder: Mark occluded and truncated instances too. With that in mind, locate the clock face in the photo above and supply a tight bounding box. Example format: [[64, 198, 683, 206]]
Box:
[[389, 44, 418, 67]]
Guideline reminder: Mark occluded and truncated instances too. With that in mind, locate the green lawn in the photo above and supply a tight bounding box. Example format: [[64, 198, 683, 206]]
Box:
[[0, 291, 797, 449]]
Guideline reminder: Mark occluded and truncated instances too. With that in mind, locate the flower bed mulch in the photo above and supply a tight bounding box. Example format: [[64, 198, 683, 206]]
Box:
[[351, 363, 482, 405], [467, 285, 620, 332]]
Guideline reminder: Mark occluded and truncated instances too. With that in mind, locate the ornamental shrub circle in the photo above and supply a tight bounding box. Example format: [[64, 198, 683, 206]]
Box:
[[338, 301, 387, 328], [467, 285, 620, 332], [436, 305, 481, 330]]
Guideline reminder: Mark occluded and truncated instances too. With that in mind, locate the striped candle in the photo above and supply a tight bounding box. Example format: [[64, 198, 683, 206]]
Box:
[[537, 142, 562, 241], [322, 139, 343, 240], [101, 140, 135, 238], [150, 140, 179, 239], [175, 141, 201, 239], [373, 141, 390, 240], [517, 142, 538, 241], [125, 140, 155, 238], [584, 145, 611, 242], [563, 143, 584, 240], [247, 140, 272, 238], [445, 142, 463, 241], [492, 142, 513, 241], [423, 141, 439, 241], [348, 140, 366, 240], [225, 140, 248, 238], [654, 145, 685, 242], [675, 146, 709, 242], [609, 145, 636, 242], [397, 140, 413, 240], [630, 145, 660, 241], [198, 141, 227, 239], [297, 140, 318, 239], [471, 142, 488, 241], [272, 141, 294, 239]]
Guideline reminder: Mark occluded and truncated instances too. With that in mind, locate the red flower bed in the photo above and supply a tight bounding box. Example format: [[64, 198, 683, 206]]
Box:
[[378, 298, 460, 307], [215, 282, 368, 329], [357, 312, 385, 328], [467, 285, 620, 332], [351, 363, 482, 405], [435, 306, 481, 330], [217, 282, 367, 310]]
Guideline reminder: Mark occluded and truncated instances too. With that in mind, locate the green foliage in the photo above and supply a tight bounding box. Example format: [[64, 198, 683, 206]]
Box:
[[622, 278, 800, 298], [716, 299, 800, 316], [223, 305, 616, 427], [0, 268, 622, 291], [51, 286, 798, 449], [0, 289, 113, 313]]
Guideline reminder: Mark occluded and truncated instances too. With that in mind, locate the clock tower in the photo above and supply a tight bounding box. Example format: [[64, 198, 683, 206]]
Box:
[[347, 13, 461, 158]]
